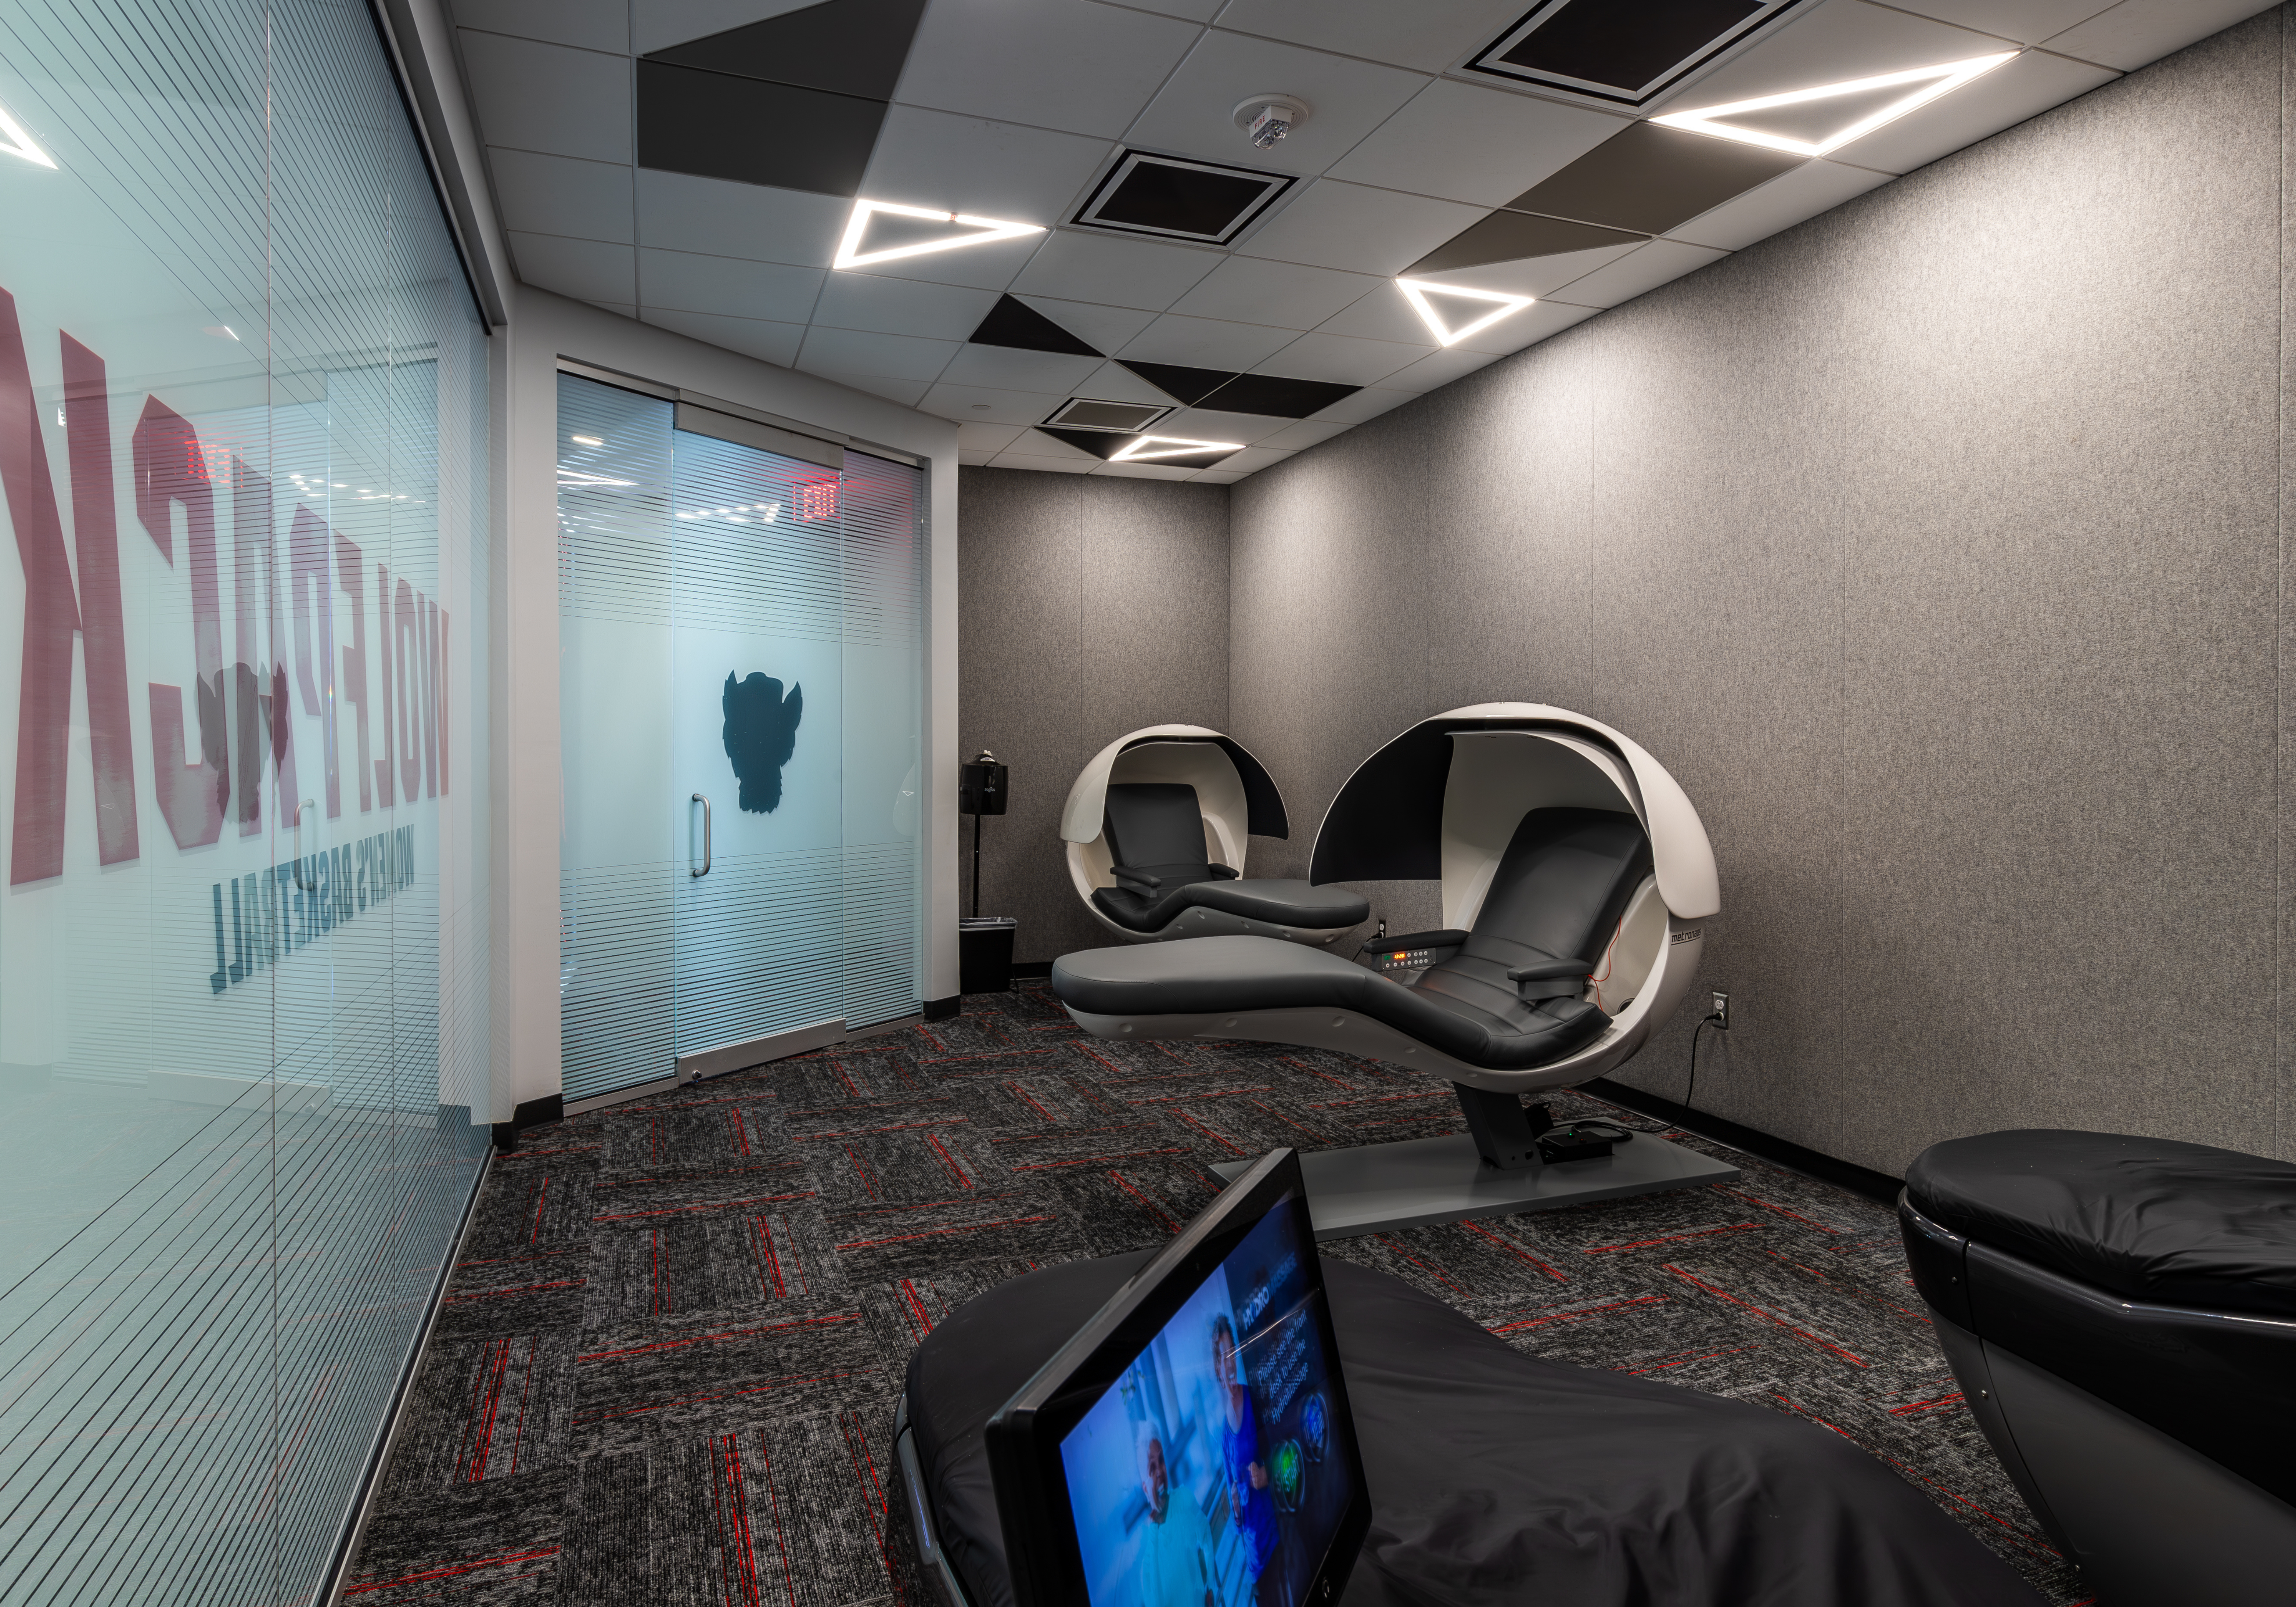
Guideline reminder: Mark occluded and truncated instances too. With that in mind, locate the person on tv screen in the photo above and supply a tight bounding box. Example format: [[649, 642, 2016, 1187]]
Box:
[[1133, 1426, 1216, 1607], [1212, 1312, 1278, 1585]]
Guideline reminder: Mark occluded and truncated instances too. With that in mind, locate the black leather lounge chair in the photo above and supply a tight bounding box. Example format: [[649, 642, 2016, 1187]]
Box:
[[1900, 1130, 2296, 1604], [1061, 724, 1368, 945]]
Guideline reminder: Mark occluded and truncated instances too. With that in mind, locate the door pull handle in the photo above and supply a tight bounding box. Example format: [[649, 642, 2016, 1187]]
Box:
[[294, 799, 318, 891], [692, 793, 712, 878]]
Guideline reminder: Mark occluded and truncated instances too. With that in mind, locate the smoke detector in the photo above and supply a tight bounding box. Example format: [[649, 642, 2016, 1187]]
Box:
[[1232, 95, 1309, 149]]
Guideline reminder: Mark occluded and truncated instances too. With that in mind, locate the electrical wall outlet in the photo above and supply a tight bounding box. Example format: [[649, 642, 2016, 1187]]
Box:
[[1710, 990, 1730, 1030]]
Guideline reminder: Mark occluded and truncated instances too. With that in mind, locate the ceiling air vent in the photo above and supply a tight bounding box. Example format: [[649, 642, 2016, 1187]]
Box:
[[1466, 0, 1811, 109], [1073, 151, 1293, 245], [1043, 398, 1172, 432]]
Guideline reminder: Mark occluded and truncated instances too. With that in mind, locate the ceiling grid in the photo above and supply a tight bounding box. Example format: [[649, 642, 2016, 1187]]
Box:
[[451, 0, 2271, 478]]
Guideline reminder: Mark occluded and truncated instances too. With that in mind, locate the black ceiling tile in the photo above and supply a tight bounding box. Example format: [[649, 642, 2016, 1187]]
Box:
[[1408, 211, 1645, 276], [1192, 374, 1357, 419], [969, 295, 1101, 357], [1501, 121, 1802, 235], [637, 62, 884, 196], [1116, 361, 1241, 406], [1035, 427, 1131, 461], [643, 0, 929, 102], [1073, 152, 1293, 244]]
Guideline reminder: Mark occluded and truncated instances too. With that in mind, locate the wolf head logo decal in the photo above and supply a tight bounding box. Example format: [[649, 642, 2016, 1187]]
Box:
[[722, 673, 803, 813]]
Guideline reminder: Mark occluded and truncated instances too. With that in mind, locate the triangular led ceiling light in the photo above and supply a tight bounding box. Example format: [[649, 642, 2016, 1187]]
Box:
[[833, 199, 1044, 269], [1396, 280, 1536, 348], [1650, 53, 2018, 157], [0, 102, 56, 168]]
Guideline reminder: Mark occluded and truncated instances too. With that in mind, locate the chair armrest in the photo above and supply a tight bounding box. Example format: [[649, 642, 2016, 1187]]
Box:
[[1109, 867, 1162, 894], [1360, 929, 1469, 957], [1505, 958, 1590, 983], [1208, 864, 1239, 880]]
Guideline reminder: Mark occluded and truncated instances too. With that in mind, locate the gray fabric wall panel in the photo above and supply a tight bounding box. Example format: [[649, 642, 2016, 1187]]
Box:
[[957, 468, 1229, 962], [1224, 9, 2290, 1175]]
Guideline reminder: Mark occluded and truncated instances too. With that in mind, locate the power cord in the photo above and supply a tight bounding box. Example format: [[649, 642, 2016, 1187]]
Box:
[[1685, 1011, 1723, 1113]]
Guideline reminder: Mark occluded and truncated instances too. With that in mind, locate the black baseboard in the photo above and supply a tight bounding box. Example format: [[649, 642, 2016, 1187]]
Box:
[[1010, 960, 1053, 979], [922, 994, 960, 1021], [1578, 1077, 1902, 1207], [492, 1093, 566, 1153]]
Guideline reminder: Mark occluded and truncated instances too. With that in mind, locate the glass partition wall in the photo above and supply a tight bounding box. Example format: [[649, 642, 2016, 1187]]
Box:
[[558, 374, 924, 1106], [0, 3, 492, 1603]]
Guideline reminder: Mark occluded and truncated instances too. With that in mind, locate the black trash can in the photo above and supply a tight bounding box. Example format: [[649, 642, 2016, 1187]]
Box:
[[958, 917, 1016, 995]]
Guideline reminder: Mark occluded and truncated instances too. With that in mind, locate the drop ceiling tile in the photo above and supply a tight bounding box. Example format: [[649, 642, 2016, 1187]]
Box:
[[457, 0, 627, 53], [936, 346, 1106, 392], [635, 172, 850, 267], [1203, 446, 1296, 474], [968, 295, 1101, 355], [1503, 123, 1803, 235], [807, 370, 936, 407], [1251, 331, 1422, 387], [957, 421, 1026, 451], [633, 0, 826, 55], [1308, 386, 1415, 424], [638, 247, 824, 322], [793, 326, 961, 383], [1119, 361, 1239, 405], [2042, 0, 2277, 69], [1201, 373, 1360, 415], [892, 0, 1201, 138], [1015, 296, 1160, 353], [488, 149, 634, 243], [1407, 209, 1643, 276], [1189, 469, 1248, 483], [1326, 80, 1630, 208], [459, 32, 631, 163], [587, 302, 638, 319], [1826, 49, 2119, 175], [1065, 360, 1179, 406], [1408, 240, 1648, 302], [1666, 158, 1893, 250], [1019, 428, 1109, 459], [1010, 231, 1223, 310], [1888, 0, 2112, 43], [921, 381, 1069, 425], [989, 451, 1097, 472], [861, 106, 1113, 232], [960, 448, 997, 465], [813, 273, 999, 340], [637, 307, 807, 365], [1251, 417, 1356, 451], [1168, 257, 1384, 330], [636, 64, 884, 196], [1211, 0, 1526, 74], [1374, 345, 1507, 394], [645, 0, 929, 101], [1123, 32, 1430, 179], [1235, 181, 1486, 277], [1093, 460, 1202, 479], [1544, 240, 1729, 310], [1652, 0, 2018, 113], [1147, 406, 1295, 445], [1117, 313, 1301, 370], [510, 232, 636, 303]]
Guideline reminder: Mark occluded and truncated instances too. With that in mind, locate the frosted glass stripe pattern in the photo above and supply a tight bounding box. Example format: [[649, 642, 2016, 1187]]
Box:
[[0, 1, 493, 1603], [559, 377, 924, 1098]]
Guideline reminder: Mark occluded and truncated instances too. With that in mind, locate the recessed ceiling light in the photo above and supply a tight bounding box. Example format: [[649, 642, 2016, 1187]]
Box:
[[1650, 53, 2018, 157], [832, 199, 1044, 270], [1395, 279, 1536, 347], [1044, 398, 1171, 433], [1108, 435, 1243, 463], [0, 102, 55, 168]]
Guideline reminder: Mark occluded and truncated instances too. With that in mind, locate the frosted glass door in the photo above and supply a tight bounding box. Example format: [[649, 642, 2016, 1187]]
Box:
[[559, 375, 924, 1105], [670, 431, 845, 1059]]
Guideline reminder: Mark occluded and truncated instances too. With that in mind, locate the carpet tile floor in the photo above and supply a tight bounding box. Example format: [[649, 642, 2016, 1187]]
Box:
[[343, 983, 2087, 1605]]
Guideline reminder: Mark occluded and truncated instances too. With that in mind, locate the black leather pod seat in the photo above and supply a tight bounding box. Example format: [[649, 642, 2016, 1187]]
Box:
[[1900, 1130, 2296, 1604], [1054, 806, 1648, 1078], [1061, 727, 1369, 946]]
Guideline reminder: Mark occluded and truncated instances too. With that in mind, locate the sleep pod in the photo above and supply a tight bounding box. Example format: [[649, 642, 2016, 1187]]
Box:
[[1050, 704, 1741, 1237], [1060, 724, 1370, 944]]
